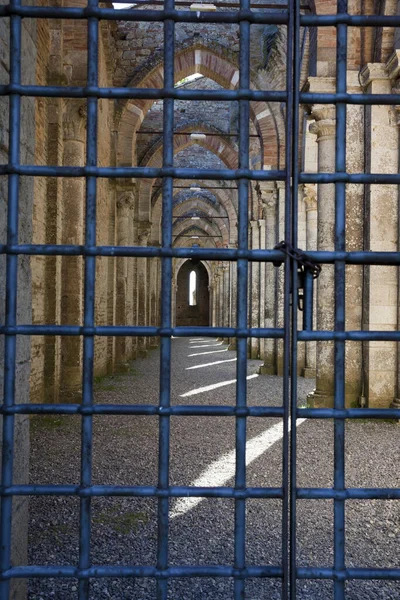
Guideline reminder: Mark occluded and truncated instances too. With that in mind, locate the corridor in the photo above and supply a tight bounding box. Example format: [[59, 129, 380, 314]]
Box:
[[29, 339, 400, 600]]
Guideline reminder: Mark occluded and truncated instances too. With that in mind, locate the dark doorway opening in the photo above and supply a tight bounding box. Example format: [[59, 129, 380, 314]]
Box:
[[176, 260, 210, 327]]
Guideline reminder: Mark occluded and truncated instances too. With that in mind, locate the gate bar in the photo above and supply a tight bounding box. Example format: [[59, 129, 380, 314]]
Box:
[[333, 1, 348, 596], [233, 0, 250, 595], [156, 0, 175, 595], [0, 0, 21, 595]]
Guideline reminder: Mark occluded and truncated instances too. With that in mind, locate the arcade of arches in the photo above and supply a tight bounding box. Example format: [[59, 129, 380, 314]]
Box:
[[3, 0, 400, 418]]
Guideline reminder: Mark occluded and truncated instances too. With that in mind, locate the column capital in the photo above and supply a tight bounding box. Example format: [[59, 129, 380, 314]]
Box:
[[63, 100, 87, 143], [136, 220, 152, 243], [309, 104, 336, 141], [359, 62, 389, 89], [302, 184, 317, 211], [117, 191, 135, 215], [387, 50, 400, 81]]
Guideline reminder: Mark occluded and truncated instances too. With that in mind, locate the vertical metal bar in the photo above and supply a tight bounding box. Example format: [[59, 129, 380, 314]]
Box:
[[78, 2, 99, 597], [234, 0, 250, 597], [0, 1, 21, 597], [302, 270, 314, 331], [288, 0, 301, 590], [334, 1, 347, 597], [157, 0, 174, 597]]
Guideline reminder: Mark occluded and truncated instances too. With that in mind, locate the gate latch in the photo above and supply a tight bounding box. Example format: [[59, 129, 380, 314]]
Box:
[[272, 241, 321, 329]]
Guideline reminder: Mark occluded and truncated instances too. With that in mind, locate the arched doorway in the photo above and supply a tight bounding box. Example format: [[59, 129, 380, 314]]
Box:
[[176, 260, 210, 327]]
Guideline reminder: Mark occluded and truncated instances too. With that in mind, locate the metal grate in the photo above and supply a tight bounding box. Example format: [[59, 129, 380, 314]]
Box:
[[1, 0, 400, 598]]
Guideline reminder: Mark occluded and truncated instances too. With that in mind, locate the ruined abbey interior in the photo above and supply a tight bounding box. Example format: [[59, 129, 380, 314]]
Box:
[[2, 0, 400, 598], [3, 0, 400, 412]]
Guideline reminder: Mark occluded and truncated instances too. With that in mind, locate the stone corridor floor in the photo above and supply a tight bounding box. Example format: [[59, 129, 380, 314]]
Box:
[[28, 338, 400, 599]]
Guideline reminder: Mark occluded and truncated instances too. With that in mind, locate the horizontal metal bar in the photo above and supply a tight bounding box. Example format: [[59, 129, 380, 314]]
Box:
[[110, 0, 309, 8], [1, 5, 400, 27], [1, 564, 283, 580], [300, 13, 400, 26], [2, 245, 400, 266], [172, 215, 229, 218], [298, 407, 400, 419], [0, 404, 285, 417], [3, 85, 400, 107], [172, 234, 223, 237], [298, 331, 400, 342], [159, 186, 238, 189], [297, 488, 400, 500], [0, 5, 289, 23], [297, 567, 400, 581], [300, 92, 400, 106], [0, 84, 286, 103], [4, 325, 400, 343], [0, 164, 286, 180], [0, 325, 284, 338], [4, 164, 400, 185], [138, 130, 259, 138], [0, 484, 283, 498]]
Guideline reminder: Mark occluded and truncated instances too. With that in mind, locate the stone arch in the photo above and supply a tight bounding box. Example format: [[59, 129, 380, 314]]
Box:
[[173, 215, 228, 247], [172, 204, 230, 245], [137, 124, 240, 220], [175, 259, 210, 327], [116, 43, 279, 170], [151, 188, 237, 244]]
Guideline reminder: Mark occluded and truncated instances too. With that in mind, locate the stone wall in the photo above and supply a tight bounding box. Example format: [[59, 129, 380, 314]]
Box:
[[0, 10, 37, 600]]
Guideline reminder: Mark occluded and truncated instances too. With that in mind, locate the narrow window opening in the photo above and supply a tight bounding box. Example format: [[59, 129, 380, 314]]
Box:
[[189, 270, 197, 306]]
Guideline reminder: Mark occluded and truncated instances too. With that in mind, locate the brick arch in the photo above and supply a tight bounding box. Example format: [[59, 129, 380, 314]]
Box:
[[173, 224, 218, 248], [115, 43, 279, 171], [151, 187, 238, 244], [173, 216, 228, 247], [137, 124, 239, 220]]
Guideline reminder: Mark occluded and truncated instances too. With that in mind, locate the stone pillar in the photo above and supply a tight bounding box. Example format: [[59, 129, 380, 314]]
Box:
[[228, 245, 237, 350], [259, 182, 278, 374], [60, 100, 86, 399], [250, 220, 260, 358], [344, 71, 365, 405], [148, 254, 160, 348], [276, 181, 286, 375], [307, 103, 336, 407], [211, 271, 218, 327], [302, 184, 317, 378], [115, 191, 135, 371], [258, 218, 266, 360], [218, 265, 224, 329], [222, 262, 230, 336], [360, 62, 399, 407], [136, 221, 151, 357]]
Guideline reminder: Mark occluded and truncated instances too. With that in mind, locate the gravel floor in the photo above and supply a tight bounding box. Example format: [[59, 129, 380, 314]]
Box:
[[28, 338, 400, 599]]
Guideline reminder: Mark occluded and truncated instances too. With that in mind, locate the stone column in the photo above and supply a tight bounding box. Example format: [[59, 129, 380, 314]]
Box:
[[276, 181, 286, 375], [218, 264, 224, 329], [259, 182, 278, 374], [360, 62, 399, 407], [307, 104, 336, 407], [228, 253, 237, 349], [115, 191, 135, 371], [148, 253, 160, 348], [249, 220, 260, 358], [211, 271, 218, 327], [60, 100, 86, 399], [222, 262, 230, 336], [258, 218, 266, 360], [344, 71, 365, 405], [302, 184, 317, 378], [136, 221, 151, 357]]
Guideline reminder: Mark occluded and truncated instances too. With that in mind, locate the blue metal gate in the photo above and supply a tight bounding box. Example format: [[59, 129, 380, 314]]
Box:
[[1, 0, 400, 597]]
